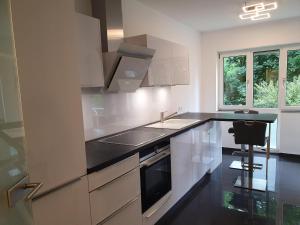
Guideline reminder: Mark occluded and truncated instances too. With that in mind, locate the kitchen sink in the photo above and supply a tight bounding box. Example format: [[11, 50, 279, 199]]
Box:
[[145, 119, 201, 130]]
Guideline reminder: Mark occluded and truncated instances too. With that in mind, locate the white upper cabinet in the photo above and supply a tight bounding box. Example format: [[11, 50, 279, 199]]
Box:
[[146, 35, 173, 86], [76, 13, 104, 87], [172, 43, 189, 85], [125, 35, 190, 87]]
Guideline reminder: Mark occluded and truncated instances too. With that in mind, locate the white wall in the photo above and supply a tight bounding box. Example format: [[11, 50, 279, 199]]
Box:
[[200, 17, 300, 153], [78, 0, 201, 141]]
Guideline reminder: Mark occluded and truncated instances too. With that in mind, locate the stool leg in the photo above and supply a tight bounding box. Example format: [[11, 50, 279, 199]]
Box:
[[248, 145, 254, 189]]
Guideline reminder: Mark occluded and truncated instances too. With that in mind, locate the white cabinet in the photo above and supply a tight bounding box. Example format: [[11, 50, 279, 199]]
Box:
[[88, 154, 142, 225], [125, 35, 189, 87], [100, 196, 142, 225], [192, 123, 212, 179], [170, 129, 195, 200], [32, 177, 91, 225], [208, 121, 222, 172], [11, 0, 87, 195], [172, 44, 189, 85], [170, 122, 222, 201], [76, 13, 104, 87], [89, 168, 140, 225], [146, 36, 173, 86]]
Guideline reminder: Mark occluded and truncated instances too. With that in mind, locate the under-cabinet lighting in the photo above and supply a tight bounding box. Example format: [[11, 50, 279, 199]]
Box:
[[239, 2, 278, 21]]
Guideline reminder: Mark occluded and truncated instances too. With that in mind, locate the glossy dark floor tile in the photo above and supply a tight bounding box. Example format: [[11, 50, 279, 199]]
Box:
[[156, 153, 300, 225]]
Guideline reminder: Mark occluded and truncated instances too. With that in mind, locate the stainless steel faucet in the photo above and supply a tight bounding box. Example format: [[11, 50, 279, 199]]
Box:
[[160, 111, 177, 123]]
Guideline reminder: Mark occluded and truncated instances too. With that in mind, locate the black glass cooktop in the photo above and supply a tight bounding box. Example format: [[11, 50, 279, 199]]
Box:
[[98, 130, 166, 146]]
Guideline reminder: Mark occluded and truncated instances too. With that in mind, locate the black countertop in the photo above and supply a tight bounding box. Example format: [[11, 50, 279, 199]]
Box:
[[85, 112, 277, 174]]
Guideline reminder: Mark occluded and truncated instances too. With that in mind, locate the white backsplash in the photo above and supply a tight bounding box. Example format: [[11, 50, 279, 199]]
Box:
[[81, 87, 178, 141]]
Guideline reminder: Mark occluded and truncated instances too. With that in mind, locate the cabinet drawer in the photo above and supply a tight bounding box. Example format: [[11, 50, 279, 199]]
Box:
[[88, 153, 139, 192], [90, 168, 140, 225], [100, 196, 142, 225]]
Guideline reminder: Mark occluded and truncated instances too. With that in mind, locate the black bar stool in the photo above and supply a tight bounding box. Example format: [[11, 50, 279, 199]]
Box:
[[231, 121, 268, 191], [228, 110, 263, 170]]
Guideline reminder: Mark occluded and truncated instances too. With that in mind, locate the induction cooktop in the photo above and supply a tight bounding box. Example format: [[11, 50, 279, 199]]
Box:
[[98, 130, 166, 146]]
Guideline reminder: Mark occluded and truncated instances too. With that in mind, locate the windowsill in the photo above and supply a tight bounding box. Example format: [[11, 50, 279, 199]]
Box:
[[281, 108, 300, 113]]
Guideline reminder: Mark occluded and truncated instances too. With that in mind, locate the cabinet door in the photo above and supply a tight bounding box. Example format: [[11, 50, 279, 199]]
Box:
[[11, 0, 87, 194], [102, 197, 142, 225], [76, 13, 104, 87], [170, 130, 195, 201], [32, 177, 91, 225], [172, 44, 189, 85], [146, 36, 173, 86], [208, 121, 222, 173], [192, 123, 211, 180], [90, 168, 140, 225]]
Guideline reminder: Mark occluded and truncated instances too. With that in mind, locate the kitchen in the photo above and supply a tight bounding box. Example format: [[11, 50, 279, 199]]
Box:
[[1, 0, 300, 225]]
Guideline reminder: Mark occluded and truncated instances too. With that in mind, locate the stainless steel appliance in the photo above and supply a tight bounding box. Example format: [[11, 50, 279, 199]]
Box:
[[139, 141, 172, 213], [98, 130, 166, 146], [91, 0, 155, 92]]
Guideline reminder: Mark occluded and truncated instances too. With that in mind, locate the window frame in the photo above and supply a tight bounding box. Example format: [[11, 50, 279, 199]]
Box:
[[280, 45, 300, 111], [251, 48, 280, 109], [218, 45, 300, 111], [218, 51, 251, 111]]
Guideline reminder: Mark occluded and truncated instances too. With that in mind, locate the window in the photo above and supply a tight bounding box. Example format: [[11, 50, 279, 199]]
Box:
[[219, 45, 300, 111], [223, 55, 247, 106], [253, 50, 279, 108], [285, 49, 300, 106]]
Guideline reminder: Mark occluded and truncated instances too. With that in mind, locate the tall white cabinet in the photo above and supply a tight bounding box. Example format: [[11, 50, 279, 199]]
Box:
[[11, 0, 91, 225], [32, 177, 91, 225]]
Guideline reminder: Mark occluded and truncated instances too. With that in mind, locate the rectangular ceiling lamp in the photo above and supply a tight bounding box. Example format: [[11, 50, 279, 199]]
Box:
[[251, 12, 271, 21], [243, 2, 264, 13]]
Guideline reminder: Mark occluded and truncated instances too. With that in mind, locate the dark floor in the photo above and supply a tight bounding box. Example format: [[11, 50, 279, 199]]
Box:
[[156, 152, 300, 225]]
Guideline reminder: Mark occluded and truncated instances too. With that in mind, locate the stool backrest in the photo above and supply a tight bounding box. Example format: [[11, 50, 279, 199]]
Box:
[[233, 121, 267, 146]]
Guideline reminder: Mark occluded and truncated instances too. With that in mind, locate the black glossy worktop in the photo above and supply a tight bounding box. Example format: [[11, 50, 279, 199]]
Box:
[[85, 112, 277, 174]]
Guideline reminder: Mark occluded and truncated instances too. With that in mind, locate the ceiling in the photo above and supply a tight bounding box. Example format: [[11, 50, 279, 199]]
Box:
[[137, 0, 300, 31]]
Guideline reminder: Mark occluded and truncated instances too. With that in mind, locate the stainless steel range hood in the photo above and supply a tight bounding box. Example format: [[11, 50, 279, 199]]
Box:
[[91, 0, 155, 92]]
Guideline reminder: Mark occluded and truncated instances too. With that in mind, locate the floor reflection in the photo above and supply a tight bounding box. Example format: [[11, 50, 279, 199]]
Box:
[[156, 153, 300, 225], [223, 191, 277, 223]]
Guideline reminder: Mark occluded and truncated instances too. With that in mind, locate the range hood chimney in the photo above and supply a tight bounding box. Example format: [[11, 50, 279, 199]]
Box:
[[91, 0, 155, 92]]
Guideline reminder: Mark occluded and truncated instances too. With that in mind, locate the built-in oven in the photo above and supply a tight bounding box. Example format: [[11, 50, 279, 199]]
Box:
[[139, 141, 172, 213]]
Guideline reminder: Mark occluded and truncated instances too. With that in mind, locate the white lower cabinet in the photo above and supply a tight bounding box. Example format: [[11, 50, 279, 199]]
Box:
[[208, 121, 222, 173], [101, 197, 142, 225], [192, 123, 212, 181], [170, 129, 195, 200], [90, 168, 140, 225], [143, 122, 222, 225], [32, 176, 91, 225], [88, 153, 141, 225]]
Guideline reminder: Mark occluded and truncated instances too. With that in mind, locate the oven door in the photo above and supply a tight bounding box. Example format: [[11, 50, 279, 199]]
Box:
[[140, 148, 171, 213]]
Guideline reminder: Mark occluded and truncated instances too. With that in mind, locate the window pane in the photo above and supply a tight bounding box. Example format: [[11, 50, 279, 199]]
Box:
[[253, 50, 279, 108], [286, 49, 300, 106], [223, 55, 246, 106]]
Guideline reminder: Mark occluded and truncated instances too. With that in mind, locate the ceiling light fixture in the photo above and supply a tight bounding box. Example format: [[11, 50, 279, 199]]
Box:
[[239, 2, 278, 21]]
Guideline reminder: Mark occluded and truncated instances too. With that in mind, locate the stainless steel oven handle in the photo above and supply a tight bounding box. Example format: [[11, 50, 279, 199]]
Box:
[[144, 191, 172, 219], [140, 149, 170, 168]]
